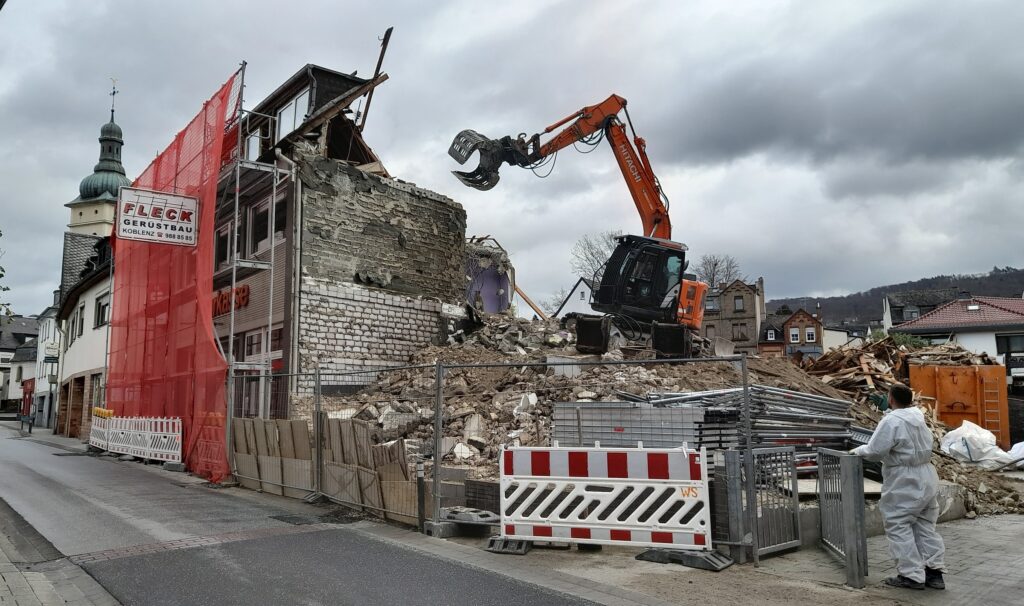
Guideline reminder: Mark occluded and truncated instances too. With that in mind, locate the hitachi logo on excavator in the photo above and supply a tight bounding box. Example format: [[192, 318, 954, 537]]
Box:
[[618, 142, 643, 182]]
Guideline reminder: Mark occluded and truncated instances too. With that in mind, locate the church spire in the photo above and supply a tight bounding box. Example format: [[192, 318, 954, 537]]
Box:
[[110, 78, 118, 123]]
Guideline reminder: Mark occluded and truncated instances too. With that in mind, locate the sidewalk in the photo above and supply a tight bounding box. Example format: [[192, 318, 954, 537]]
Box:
[[0, 422, 87, 453], [759, 514, 1024, 606], [0, 498, 117, 606]]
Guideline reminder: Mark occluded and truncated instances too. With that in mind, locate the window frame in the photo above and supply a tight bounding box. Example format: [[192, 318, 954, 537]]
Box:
[[245, 129, 261, 160], [248, 201, 272, 256], [215, 221, 234, 270], [805, 326, 817, 343], [77, 304, 85, 337], [767, 329, 776, 341], [94, 292, 110, 328], [275, 87, 310, 142], [789, 327, 801, 343], [733, 295, 745, 312]]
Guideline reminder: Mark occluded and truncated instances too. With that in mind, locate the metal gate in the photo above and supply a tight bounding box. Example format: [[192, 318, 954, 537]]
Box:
[[817, 448, 868, 588], [748, 447, 801, 561]]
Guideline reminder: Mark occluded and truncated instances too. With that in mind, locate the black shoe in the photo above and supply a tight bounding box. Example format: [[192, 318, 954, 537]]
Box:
[[884, 575, 925, 590], [925, 568, 945, 590]]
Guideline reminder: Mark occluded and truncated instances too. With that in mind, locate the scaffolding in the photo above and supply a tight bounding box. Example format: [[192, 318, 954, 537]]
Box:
[[219, 62, 295, 440]]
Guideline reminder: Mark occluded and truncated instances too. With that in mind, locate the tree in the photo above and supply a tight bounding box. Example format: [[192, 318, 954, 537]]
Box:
[[541, 287, 570, 316], [694, 254, 744, 288], [570, 230, 622, 282]]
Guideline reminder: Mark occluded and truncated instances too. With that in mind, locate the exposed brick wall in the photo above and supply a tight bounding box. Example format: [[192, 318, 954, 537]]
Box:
[[296, 147, 466, 302], [297, 277, 442, 372]]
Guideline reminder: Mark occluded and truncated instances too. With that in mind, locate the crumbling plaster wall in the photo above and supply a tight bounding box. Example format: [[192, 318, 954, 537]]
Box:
[[297, 148, 466, 301], [294, 147, 467, 381]]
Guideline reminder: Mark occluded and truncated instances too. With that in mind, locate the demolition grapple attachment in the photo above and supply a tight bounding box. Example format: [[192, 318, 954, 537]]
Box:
[[448, 129, 506, 191]]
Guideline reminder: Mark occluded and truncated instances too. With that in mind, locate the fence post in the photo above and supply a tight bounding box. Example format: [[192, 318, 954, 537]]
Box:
[[432, 360, 445, 526], [725, 449, 747, 564], [840, 454, 868, 588], [314, 366, 323, 495], [739, 353, 760, 565], [416, 460, 426, 533]]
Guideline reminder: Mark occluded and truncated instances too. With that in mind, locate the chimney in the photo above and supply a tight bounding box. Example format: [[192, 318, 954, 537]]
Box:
[[52, 289, 60, 306]]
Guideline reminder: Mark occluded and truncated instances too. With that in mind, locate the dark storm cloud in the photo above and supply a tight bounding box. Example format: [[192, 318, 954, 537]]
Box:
[[657, 1, 1024, 166], [1, 0, 1023, 315]]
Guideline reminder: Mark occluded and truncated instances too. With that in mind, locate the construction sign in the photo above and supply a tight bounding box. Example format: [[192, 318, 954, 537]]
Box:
[[116, 187, 199, 247]]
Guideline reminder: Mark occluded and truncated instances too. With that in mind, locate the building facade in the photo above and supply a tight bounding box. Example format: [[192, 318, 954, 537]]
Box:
[[783, 308, 824, 360], [33, 299, 60, 428], [757, 313, 787, 358], [0, 315, 39, 411], [55, 239, 111, 439], [702, 278, 766, 353], [552, 277, 596, 318], [214, 64, 467, 421]]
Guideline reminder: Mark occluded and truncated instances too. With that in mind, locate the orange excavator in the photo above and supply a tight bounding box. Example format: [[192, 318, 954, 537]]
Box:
[[449, 94, 708, 355]]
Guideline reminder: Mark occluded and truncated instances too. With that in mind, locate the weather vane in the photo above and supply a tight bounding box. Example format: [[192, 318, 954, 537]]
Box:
[[110, 77, 119, 120]]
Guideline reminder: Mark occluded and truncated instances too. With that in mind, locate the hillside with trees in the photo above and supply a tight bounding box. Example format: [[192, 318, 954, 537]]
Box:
[[767, 267, 1024, 324]]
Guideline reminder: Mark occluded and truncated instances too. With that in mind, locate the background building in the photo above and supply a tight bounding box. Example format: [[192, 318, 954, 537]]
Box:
[[0, 315, 39, 412], [702, 278, 766, 354]]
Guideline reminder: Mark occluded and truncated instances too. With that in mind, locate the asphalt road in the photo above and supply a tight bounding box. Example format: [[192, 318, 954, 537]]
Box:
[[84, 528, 595, 606], [0, 426, 596, 605]]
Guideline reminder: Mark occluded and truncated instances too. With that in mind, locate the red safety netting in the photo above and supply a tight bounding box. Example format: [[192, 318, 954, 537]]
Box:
[[107, 70, 242, 482]]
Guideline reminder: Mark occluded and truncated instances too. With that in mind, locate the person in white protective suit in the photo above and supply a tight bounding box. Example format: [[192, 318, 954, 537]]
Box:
[[852, 383, 946, 590]]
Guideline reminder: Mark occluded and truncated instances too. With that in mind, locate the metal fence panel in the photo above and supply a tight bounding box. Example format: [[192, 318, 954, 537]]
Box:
[[751, 447, 801, 558], [817, 448, 868, 588]]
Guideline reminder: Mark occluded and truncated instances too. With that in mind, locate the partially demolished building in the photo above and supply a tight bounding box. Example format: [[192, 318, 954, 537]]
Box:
[[214, 64, 466, 416]]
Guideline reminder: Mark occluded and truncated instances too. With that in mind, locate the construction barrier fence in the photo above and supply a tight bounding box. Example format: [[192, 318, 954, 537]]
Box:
[[499, 445, 711, 549], [88, 416, 183, 463]]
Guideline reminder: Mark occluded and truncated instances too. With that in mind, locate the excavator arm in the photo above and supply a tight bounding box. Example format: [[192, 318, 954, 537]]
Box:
[[448, 94, 672, 240]]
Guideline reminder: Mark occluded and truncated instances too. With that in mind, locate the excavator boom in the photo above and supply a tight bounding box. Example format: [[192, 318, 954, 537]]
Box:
[[448, 95, 708, 351]]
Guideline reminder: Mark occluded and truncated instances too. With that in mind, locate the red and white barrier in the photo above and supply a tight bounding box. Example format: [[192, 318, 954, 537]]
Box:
[[89, 416, 182, 463], [500, 446, 711, 550]]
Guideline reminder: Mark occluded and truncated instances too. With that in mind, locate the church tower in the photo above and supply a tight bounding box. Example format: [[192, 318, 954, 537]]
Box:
[[65, 85, 131, 236]]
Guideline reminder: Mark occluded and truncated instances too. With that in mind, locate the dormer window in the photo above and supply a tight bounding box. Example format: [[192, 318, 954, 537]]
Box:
[[276, 88, 311, 142], [967, 304, 980, 311]]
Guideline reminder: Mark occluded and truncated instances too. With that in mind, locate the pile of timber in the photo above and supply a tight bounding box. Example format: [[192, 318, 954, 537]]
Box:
[[805, 338, 997, 405]]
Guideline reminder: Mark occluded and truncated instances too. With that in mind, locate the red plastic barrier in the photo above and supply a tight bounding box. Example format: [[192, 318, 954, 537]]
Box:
[[107, 70, 241, 481]]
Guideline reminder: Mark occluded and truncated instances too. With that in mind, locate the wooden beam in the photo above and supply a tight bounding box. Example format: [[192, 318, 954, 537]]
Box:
[[515, 285, 549, 321]]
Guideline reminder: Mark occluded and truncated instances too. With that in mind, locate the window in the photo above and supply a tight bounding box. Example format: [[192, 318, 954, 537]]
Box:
[[215, 222, 233, 270], [790, 327, 800, 343], [806, 327, 816, 342], [732, 322, 748, 341], [275, 88, 311, 142], [249, 202, 271, 255], [733, 296, 745, 312], [91, 373, 104, 407], [579, 290, 585, 301], [245, 331, 263, 357], [274, 199, 286, 240], [996, 334, 1024, 354], [14, 366, 22, 382], [908, 310, 920, 319], [271, 327, 283, 352], [94, 292, 110, 328], [767, 329, 776, 341], [705, 296, 720, 311], [246, 130, 261, 160], [77, 305, 85, 337]]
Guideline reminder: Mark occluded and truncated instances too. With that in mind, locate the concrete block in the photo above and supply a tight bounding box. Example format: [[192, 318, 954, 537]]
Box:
[[163, 462, 185, 472]]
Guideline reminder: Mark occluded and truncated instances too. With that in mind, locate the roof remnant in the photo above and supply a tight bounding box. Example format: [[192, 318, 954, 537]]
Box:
[[886, 288, 958, 308]]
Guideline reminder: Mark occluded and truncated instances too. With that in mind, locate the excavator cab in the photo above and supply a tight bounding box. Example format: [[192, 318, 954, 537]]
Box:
[[592, 235, 691, 323], [575, 235, 706, 355]]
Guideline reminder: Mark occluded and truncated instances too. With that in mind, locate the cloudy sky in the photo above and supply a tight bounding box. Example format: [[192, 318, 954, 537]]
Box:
[[2, 0, 1023, 316]]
